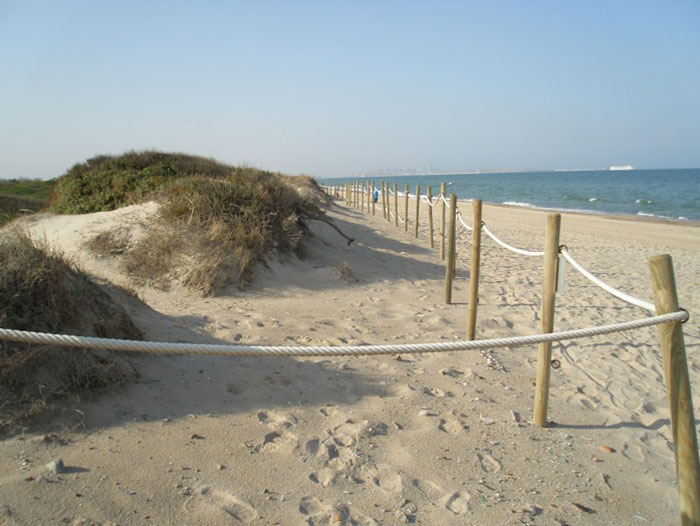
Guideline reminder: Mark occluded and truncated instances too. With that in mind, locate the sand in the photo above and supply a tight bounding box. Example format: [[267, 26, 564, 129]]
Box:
[[1, 194, 699, 525]]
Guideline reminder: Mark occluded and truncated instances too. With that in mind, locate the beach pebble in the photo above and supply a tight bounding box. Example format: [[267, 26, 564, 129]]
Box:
[[45, 458, 65, 474], [601, 445, 615, 453]]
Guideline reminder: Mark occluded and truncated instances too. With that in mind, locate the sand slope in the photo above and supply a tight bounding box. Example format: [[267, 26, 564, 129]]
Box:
[[1, 197, 699, 525]]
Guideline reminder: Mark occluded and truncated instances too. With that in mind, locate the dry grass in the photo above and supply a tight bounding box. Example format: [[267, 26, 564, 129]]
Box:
[[121, 173, 315, 294], [335, 262, 355, 282], [0, 230, 142, 434], [84, 229, 131, 257]]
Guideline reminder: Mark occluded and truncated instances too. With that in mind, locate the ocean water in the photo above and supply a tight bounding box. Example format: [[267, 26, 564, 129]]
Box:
[[322, 169, 700, 222]]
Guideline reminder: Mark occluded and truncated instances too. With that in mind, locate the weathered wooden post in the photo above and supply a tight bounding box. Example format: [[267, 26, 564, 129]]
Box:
[[414, 185, 420, 238], [444, 194, 457, 304], [427, 186, 434, 249], [466, 199, 483, 340], [440, 182, 446, 260], [533, 213, 561, 427], [649, 255, 700, 526], [385, 182, 391, 222], [384, 182, 390, 222], [380, 182, 386, 219], [393, 184, 398, 227], [404, 185, 409, 232]]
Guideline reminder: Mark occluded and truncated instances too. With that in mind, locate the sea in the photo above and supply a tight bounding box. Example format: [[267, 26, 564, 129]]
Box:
[[321, 168, 700, 222]]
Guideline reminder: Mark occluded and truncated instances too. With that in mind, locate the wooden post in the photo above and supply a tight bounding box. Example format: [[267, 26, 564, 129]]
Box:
[[427, 186, 434, 248], [414, 185, 420, 238], [393, 184, 398, 227], [384, 182, 389, 222], [649, 255, 700, 525], [440, 182, 446, 260], [533, 214, 561, 427], [466, 199, 483, 340], [380, 182, 386, 219], [385, 182, 390, 222], [404, 185, 409, 232], [361, 180, 365, 211], [444, 194, 457, 304]]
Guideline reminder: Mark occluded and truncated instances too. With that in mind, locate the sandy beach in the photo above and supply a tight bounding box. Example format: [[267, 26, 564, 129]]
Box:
[[1, 194, 699, 525]]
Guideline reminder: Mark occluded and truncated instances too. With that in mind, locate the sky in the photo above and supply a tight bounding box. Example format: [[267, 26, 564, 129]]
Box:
[[1, 1, 699, 179]]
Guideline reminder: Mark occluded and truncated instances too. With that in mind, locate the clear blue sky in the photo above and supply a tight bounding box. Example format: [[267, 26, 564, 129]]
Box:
[[1, 1, 699, 179]]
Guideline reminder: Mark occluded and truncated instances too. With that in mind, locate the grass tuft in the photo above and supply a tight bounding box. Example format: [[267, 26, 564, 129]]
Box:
[[0, 230, 142, 434]]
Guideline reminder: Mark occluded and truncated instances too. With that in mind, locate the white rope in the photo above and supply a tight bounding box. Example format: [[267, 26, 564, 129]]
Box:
[[482, 224, 544, 257], [456, 210, 474, 231], [389, 211, 405, 224], [421, 196, 439, 208], [560, 249, 655, 312], [0, 312, 686, 357]]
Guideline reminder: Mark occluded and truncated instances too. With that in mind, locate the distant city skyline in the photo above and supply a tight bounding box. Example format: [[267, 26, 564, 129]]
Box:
[[1, 1, 699, 180]]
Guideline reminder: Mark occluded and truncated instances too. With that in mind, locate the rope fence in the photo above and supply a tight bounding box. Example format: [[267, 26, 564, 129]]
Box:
[[322, 182, 699, 522], [0, 311, 686, 357]]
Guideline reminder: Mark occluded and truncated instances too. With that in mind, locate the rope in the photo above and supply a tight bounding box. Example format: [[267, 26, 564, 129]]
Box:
[[482, 224, 544, 257], [560, 248, 655, 312], [0, 311, 686, 358], [389, 211, 405, 224], [456, 210, 474, 231], [422, 196, 440, 208]]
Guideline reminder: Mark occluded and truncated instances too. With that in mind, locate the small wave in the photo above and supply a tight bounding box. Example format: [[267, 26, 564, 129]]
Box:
[[636, 211, 678, 221], [635, 199, 641, 203], [502, 201, 532, 208], [588, 197, 597, 202]]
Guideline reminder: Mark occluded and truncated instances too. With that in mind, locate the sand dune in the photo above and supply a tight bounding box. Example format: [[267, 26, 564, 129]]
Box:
[[1, 196, 698, 525]]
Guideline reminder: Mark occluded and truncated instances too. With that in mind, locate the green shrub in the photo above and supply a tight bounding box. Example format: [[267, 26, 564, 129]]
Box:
[[0, 195, 46, 226], [49, 150, 261, 214]]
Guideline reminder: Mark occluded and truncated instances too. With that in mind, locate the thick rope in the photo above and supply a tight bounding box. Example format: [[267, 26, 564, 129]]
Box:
[[456, 210, 474, 231], [560, 248, 655, 312], [482, 224, 545, 257], [0, 311, 686, 358]]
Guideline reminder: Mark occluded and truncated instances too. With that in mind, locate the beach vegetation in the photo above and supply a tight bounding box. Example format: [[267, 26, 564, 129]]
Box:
[[0, 178, 56, 226], [50, 150, 331, 293], [0, 230, 142, 434]]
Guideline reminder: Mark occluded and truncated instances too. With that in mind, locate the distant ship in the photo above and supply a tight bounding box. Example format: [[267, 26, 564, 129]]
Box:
[[609, 164, 634, 171]]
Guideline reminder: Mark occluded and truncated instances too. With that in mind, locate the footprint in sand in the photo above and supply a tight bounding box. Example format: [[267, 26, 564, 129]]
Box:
[[257, 410, 297, 430], [298, 497, 377, 526], [197, 485, 257, 523], [423, 386, 446, 398], [621, 442, 646, 462], [438, 412, 469, 434], [444, 490, 471, 514], [330, 420, 365, 447], [412, 479, 444, 503], [476, 452, 502, 473], [373, 464, 403, 493], [305, 438, 321, 456], [309, 468, 339, 487], [298, 496, 329, 516], [253, 430, 298, 454]]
